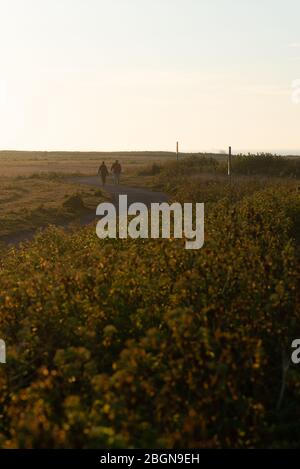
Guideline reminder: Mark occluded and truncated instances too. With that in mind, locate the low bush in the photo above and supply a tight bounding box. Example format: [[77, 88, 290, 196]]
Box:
[[0, 183, 299, 448]]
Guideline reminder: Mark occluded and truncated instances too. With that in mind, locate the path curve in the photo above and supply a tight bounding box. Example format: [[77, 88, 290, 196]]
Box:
[[69, 176, 168, 206], [1, 177, 168, 247]]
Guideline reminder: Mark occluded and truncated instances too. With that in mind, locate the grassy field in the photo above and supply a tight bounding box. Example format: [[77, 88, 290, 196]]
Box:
[[0, 151, 177, 243], [0, 151, 224, 242], [0, 151, 184, 177], [0, 174, 106, 241], [0, 152, 299, 448]]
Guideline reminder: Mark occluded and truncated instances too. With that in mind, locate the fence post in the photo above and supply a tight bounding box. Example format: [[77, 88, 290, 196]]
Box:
[[228, 146, 232, 184], [176, 141, 179, 161]]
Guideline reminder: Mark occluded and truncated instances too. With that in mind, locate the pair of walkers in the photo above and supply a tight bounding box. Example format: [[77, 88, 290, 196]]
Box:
[[98, 160, 122, 186]]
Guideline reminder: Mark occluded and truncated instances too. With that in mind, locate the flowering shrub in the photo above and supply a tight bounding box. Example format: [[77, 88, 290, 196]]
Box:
[[0, 184, 299, 448]]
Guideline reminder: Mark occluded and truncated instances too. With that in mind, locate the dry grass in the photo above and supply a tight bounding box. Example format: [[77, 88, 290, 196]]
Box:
[[0, 175, 105, 239], [0, 151, 179, 177], [1, 151, 298, 242], [0, 151, 176, 241]]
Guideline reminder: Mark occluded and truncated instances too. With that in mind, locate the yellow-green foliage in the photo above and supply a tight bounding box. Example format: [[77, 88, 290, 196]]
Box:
[[231, 154, 300, 178], [0, 184, 299, 448], [157, 154, 300, 181]]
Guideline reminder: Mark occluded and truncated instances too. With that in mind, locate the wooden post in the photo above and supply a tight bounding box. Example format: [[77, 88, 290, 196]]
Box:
[[176, 141, 179, 161], [228, 146, 232, 183]]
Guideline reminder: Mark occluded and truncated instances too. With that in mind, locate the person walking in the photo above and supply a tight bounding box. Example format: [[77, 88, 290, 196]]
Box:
[[111, 160, 122, 185], [98, 161, 109, 186]]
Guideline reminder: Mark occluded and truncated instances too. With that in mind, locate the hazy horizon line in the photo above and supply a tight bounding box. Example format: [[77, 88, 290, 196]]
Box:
[[1, 148, 300, 156]]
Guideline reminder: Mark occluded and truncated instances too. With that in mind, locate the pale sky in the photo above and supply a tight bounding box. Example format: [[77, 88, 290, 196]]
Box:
[[0, 0, 300, 153]]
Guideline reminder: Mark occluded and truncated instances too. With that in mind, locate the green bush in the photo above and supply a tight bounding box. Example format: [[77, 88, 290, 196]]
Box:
[[0, 183, 299, 448], [230, 154, 300, 178]]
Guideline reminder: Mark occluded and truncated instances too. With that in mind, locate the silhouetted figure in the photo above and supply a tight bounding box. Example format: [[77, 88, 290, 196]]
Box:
[[111, 160, 122, 185], [98, 161, 109, 186]]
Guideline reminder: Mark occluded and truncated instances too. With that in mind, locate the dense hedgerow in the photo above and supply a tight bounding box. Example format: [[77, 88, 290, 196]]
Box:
[[0, 184, 299, 448], [159, 156, 218, 179], [231, 154, 300, 178], [157, 154, 300, 181]]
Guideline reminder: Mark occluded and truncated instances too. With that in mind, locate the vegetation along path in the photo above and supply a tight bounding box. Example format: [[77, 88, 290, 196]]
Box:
[[2, 177, 168, 247]]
